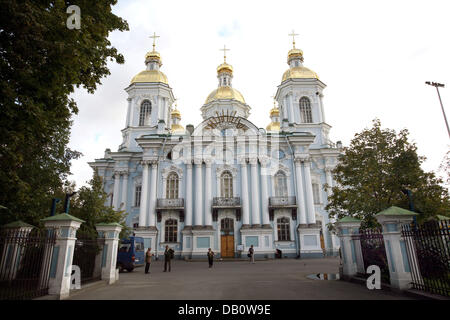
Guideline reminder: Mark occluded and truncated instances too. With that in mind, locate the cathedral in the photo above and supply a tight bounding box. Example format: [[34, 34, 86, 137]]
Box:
[[89, 33, 342, 259]]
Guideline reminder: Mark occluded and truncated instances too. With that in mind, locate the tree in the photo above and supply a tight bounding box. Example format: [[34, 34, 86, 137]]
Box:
[[326, 119, 450, 229], [69, 172, 130, 239], [0, 1, 129, 226]]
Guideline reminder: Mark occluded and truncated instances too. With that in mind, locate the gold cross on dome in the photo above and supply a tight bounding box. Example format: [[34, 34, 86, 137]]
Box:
[[220, 45, 230, 63], [149, 32, 160, 51], [288, 30, 299, 49]]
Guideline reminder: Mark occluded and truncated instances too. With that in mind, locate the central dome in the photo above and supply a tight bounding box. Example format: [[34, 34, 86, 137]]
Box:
[[130, 70, 168, 85], [205, 86, 245, 104], [282, 66, 319, 82]]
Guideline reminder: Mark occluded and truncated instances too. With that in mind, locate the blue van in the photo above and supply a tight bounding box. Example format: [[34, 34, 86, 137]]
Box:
[[117, 236, 145, 272]]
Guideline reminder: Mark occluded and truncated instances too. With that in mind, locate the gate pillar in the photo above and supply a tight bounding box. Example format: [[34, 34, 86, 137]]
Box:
[[95, 222, 122, 284], [375, 206, 417, 290], [335, 217, 361, 278], [42, 213, 84, 300]]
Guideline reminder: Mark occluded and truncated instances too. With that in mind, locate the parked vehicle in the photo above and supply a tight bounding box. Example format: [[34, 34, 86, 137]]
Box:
[[117, 236, 145, 272]]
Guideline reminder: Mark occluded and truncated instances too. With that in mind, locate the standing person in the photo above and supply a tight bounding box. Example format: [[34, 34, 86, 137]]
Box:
[[164, 245, 174, 272], [145, 248, 154, 274], [207, 248, 215, 268], [248, 245, 255, 264]]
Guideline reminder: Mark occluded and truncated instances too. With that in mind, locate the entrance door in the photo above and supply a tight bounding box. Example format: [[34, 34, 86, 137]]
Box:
[[220, 218, 234, 258]]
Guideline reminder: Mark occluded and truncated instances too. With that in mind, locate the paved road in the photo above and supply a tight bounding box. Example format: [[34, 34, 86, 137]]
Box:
[[69, 257, 414, 300]]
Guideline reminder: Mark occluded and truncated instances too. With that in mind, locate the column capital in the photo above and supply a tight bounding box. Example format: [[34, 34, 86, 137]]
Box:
[[259, 156, 270, 167], [248, 157, 258, 165], [193, 157, 203, 165], [238, 156, 248, 165], [127, 97, 132, 102], [140, 160, 152, 166], [204, 158, 213, 166], [183, 158, 193, 166]]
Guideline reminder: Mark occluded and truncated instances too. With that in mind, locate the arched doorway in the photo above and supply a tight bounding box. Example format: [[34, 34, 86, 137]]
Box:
[[220, 218, 234, 258]]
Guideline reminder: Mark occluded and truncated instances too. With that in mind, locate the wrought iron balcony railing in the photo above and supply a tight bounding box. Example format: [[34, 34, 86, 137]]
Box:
[[268, 196, 297, 208], [212, 197, 241, 208], [156, 198, 184, 209]]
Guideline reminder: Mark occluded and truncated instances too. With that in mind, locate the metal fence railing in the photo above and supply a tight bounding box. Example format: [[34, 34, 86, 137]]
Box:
[[402, 220, 450, 297], [0, 228, 56, 300], [72, 237, 104, 285]]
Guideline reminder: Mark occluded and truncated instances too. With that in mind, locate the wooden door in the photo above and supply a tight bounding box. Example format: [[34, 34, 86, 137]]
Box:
[[221, 235, 234, 258]]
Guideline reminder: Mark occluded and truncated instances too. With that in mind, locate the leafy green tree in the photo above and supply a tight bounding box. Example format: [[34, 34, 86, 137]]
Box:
[[69, 172, 130, 239], [326, 119, 450, 229], [0, 1, 128, 226]]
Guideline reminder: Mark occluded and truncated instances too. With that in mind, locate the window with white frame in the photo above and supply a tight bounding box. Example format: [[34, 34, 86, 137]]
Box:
[[134, 185, 142, 207], [166, 172, 179, 199], [165, 219, 177, 242], [277, 217, 290, 241], [299, 97, 312, 123], [274, 171, 288, 197], [312, 183, 320, 204], [220, 171, 233, 198], [139, 100, 152, 126]]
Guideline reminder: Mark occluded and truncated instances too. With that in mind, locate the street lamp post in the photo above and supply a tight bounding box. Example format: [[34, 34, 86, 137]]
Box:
[[425, 81, 450, 138]]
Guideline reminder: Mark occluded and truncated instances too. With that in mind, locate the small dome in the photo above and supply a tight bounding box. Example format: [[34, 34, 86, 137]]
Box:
[[266, 121, 280, 132], [217, 62, 233, 74], [270, 107, 280, 117], [282, 66, 319, 82], [171, 108, 181, 119], [145, 50, 161, 62], [205, 86, 245, 104], [130, 70, 168, 84], [171, 123, 184, 133]]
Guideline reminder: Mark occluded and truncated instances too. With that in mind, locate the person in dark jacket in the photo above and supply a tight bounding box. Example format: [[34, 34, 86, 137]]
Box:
[[207, 248, 215, 268], [164, 245, 174, 272], [145, 248, 154, 274], [248, 245, 255, 264]]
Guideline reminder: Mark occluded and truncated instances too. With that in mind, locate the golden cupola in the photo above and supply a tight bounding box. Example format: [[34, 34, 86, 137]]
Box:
[[282, 34, 319, 82], [170, 105, 184, 133], [205, 46, 246, 105], [130, 33, 169, 85], [266, 101, 280, 132]]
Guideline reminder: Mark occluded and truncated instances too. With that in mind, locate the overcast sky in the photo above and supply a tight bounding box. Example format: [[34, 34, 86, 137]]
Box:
[[68, 0, 450, 188]]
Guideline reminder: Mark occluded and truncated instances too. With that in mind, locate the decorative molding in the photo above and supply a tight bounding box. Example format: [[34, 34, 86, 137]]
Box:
[[161, 164, 183, 180], [215, 164, 238, 178]]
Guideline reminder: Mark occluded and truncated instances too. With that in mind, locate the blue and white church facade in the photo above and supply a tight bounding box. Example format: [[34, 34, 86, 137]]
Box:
[[89, 38, 342, 259]]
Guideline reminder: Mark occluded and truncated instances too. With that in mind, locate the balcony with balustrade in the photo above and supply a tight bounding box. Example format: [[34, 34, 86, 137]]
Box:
[[212, 197, 241, 221], [268, 196, 297, 221], [156, 198, 185, 222]]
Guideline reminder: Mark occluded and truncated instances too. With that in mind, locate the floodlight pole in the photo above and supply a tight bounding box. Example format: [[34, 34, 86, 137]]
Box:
[[425, 81, 450, 139]]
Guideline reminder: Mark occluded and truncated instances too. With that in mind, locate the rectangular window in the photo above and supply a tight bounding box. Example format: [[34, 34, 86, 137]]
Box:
[[165, 219, 178, 242], [135, 186, 141, 207]]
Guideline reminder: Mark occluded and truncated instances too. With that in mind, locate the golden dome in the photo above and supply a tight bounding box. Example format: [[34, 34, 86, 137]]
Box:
[[270, 107, 279, 117], [145, 50, 161, 61], [266, 121, 280, 132], [171, 123, 184, 133], [205, 86, 245, 104], [171, 108, 181, 119], [287, 48, 303, 62], [217, 62, 233, 74], [130, 70, 168, 85], [282, 66, 319, 82]]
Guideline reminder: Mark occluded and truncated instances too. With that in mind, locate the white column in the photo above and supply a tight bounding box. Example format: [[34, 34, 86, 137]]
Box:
[[148, 162, 158, 227], [112, 172, 121, 211], [288, 94, 295, 124], [240, 158, 250, 226], [121, 172, 128, 211], [96, 223, 122, 285], [139, 161, 150, 227], [204, 159, 212, 227], [194, 159, 203, 226], [249, 157, 261, 226], [294, 159, 307, 224], [126, 98, 132, 127], [185, 162, 193, 226], [260, 157, 270, 226], [303, 159, 316, 224]]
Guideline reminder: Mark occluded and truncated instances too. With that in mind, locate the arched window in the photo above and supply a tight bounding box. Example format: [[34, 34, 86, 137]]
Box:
[[165, 219, 177, 242], [221, 171, 233, 198], [299, 97, 312, 123], [166, 172, 179, 199], [274, 171, 288, 197], [139, 100, 152, 126], [277, 217, 290, 241]]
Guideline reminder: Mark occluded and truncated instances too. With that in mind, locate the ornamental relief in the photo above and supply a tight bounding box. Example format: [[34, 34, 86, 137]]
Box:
[[216, 164, 238, 178], [161, 164, 183, 179]]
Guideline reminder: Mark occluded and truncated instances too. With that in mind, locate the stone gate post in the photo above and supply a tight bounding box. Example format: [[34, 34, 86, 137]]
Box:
[[95, 222, 122, 284], [41, 213, 84, 300], [375, 206, 417, 290], [335, 216, 362, 278]]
